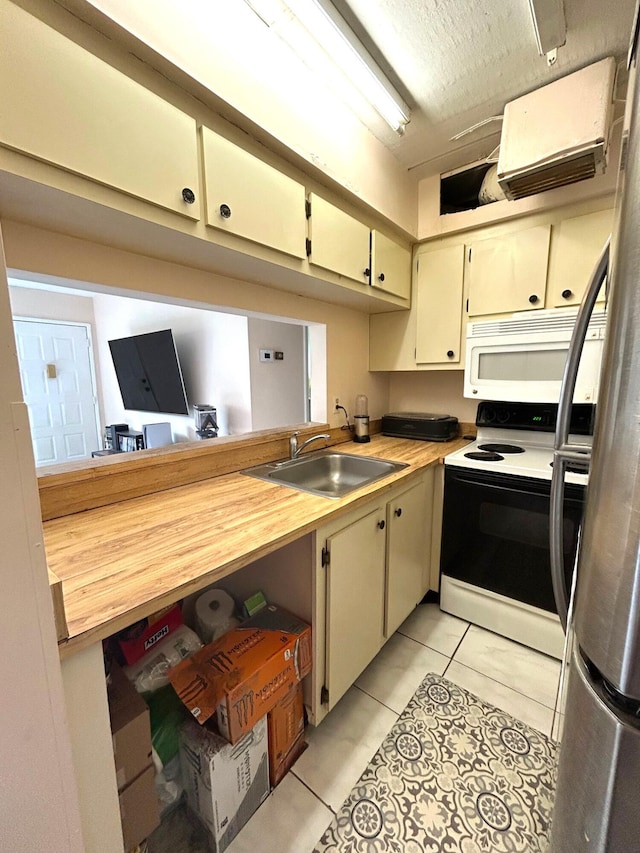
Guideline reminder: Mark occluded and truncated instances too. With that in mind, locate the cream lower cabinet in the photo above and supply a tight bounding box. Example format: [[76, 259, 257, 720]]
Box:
[[467, 224, 551, 316], [1, 3, 200, 221], [318, 471, 434, 714], [322, 501, 387, 713], [385, 469, 434, 636], [201, 127, 307, 258]]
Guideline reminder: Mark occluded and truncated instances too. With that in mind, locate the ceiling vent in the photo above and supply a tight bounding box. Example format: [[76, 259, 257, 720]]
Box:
[[497, 57, 616, 201]]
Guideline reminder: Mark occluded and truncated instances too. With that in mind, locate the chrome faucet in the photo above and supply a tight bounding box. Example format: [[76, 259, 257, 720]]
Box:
[[289, 431, 331, 459]]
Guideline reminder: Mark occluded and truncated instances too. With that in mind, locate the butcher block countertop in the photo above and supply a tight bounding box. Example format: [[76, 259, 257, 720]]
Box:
[[44, 433, 470, 657]]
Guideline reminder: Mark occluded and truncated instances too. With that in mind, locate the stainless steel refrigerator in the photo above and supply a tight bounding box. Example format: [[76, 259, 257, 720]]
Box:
[[549, 6, 640, 850]]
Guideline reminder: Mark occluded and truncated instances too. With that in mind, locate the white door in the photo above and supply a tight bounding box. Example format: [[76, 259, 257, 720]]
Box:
[[13, 319, 100, 465]]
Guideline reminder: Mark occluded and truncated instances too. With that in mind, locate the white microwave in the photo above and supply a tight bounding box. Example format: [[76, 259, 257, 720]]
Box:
[[464, 309, 606, 403]]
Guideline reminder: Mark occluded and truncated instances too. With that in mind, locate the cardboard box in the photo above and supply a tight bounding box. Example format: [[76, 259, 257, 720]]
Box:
[[107, 662, 153, 791], [170, 605, 312, 744], [119, 764, 160, 851], [179, 716, 269, 853], [267, 682, 306, 788], [117, 604, 183, 666]]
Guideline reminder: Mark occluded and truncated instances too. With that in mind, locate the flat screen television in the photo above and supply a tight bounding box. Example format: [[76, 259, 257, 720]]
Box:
[[108, 329, 189, 415]]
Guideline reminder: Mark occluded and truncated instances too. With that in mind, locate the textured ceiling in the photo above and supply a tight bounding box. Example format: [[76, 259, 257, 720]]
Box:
[[338, 0, 637, 176]]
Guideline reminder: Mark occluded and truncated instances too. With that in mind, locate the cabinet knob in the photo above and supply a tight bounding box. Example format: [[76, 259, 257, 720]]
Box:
[[394, 507, 402, 517], [219, 203, 232, 219], [529, 294, 539, 304], [364, 268, 371, 277], [378, 273, 385, 282], [378, 519, 386, 530], [181, 187, 196, 204], [561, 289, 573, 299], [447, 350, 455, 358]]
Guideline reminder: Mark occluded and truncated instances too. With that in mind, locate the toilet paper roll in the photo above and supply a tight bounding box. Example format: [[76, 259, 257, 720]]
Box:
[[194, 588, 238, 643]]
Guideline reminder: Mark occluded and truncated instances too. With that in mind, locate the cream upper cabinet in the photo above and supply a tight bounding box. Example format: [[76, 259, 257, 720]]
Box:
[[467, 224, 551, 316], [0, 3, 200, 221], [385, 471, 434, 637], [415, 244, 465, 365], [307, 194, 371, 286], [370, 231, 412, 300], [548, 208, 614, 307], [323, 503, 387, 711], [201, 127, 307, 258]]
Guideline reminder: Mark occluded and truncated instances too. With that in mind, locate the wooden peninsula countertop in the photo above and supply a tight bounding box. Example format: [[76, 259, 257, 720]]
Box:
[[43, 433, 470, 657]]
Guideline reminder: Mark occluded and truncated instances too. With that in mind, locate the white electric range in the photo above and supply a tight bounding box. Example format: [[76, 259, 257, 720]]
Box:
[[439, 401, 594, 659]]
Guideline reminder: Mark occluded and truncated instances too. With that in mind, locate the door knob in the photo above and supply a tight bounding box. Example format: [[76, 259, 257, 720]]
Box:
[[561, 289, 573, 299], [447, 350, 455, 358], [219, 203, 232, 219], [394, 507, 402, 517], [378, 520, 385, 530], [529, 294, 539, 304], [181, 187, 196, 204], [378, 273, 385, 282]]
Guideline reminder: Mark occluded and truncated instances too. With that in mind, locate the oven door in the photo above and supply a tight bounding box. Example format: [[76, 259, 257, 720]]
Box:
[[440, 466, 585, 614]]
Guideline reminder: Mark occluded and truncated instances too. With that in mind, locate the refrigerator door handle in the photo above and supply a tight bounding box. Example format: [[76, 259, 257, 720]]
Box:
[[550, 238, 609, 631]]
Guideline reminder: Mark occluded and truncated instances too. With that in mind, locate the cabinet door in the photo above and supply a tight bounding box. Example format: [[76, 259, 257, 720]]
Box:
[[385, 473, 433, 637], [548, 209, 613, 307], [415, 244, 465, 364], [370, 231, 411, 300], [467, 224, 551, 316], [308, 194, 370, 285], [201, 127, 306, 258], [325, 505, 386, 710], [0, 3, 200, 220]]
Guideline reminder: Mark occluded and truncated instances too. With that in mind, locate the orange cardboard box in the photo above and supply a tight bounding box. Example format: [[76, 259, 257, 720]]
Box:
[[169, 605, 312, 744], [268, 681, 307, 788]]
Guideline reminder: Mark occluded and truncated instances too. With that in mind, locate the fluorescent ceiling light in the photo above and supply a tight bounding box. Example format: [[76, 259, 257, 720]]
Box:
[[244, 0, 410, 134], [528, 0, 567, 56]]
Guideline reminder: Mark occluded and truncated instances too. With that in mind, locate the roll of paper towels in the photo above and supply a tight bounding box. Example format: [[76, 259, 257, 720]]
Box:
[[194, 588, 238, 643]]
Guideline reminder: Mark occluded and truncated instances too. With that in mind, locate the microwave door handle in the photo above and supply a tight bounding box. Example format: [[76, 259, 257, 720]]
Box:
[[554, 237, 609, 451]]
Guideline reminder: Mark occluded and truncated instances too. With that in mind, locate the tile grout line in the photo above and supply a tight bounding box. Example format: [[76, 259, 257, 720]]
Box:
[[445, 657, 559, 711], [290, 769, 340, 815], [353, 682, 403, 717]]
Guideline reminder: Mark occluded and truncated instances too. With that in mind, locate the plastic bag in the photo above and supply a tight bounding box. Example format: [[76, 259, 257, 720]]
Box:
[[124, 625, 202, 693]]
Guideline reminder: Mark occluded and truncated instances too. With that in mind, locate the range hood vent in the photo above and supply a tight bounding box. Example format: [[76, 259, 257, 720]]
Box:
[[497, 58, 616, 201]]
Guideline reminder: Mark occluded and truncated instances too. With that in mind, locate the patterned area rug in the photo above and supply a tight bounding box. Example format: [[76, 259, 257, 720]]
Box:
[[313, 673, 557, 853]]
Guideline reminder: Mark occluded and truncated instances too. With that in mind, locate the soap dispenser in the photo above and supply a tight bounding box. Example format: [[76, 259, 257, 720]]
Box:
[[353, 394, 370, 443]]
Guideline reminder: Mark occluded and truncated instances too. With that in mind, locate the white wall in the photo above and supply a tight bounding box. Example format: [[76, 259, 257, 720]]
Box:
[[92, 292, 252, 439], [248, 318, 307, 431]]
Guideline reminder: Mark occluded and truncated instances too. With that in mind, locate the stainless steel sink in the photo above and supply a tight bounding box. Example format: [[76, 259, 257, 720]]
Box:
[[241, 451, 408, 499]]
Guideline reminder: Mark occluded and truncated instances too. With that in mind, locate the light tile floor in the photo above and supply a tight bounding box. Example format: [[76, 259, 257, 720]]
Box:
[[227, 603, 562, 853]]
